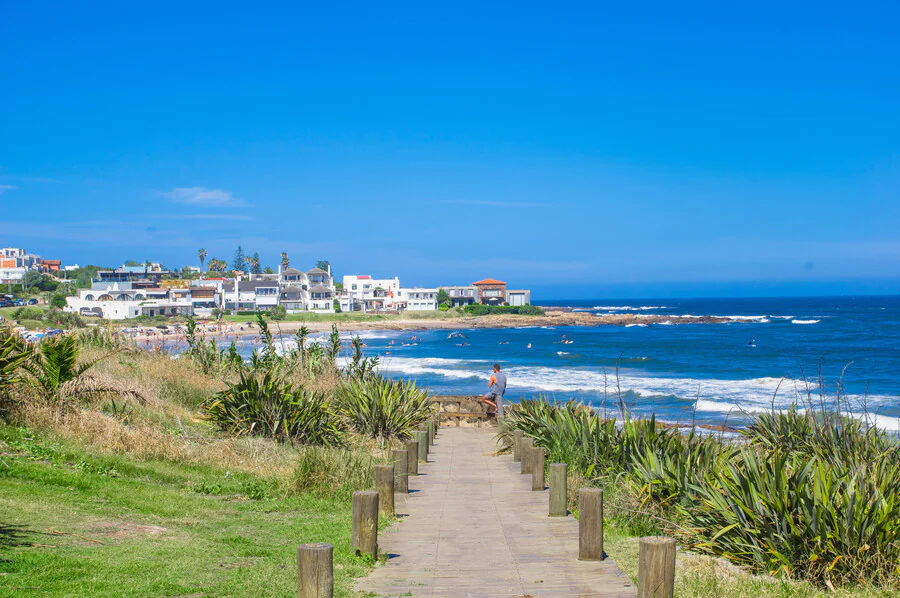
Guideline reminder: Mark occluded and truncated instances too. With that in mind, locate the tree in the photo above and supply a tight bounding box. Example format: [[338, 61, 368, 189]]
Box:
[[124, 260, 141, 267], [269, 304, 287, 320], [50, 294, 67, 309], [437, 288, 451, 306], [315, 260, 330, 272], [232, 246, 246, 273], [263, 267, 275, 274], [280, 252, 290, 271], [198, 248, 207, 273], [250, 252, 262, 275]]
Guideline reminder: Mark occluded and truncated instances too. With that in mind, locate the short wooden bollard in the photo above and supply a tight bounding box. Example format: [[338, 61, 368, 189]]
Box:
[[428, 419, 436, 445], [531, 446, 545, 491], [549, 463, 568, 516], [513, 430, 524, 462], [392, 449, 408, 493], [297, 542, 333, 598], [405, 440, 419, 476], [637, 536, 676, 598], [415, 431, 428, 462], [374, 465, 394, 516], [351, 491, 378, 558], [520, 437, 534, 474], [498, 419, 509, 448], [578, 488, 604, 561]]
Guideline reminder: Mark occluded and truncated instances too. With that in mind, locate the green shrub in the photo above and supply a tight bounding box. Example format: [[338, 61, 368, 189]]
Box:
[[336, 376, 433, 445], [268, 305, 287, 320], [13, 306, 44, 321], [508, 398, 900, 589], [206, 370, 341, 445], [50, 294, 68, 309], [43, 308, 85, 328]]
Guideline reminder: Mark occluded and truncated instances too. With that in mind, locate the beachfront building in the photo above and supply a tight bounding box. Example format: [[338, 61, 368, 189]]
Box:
[[275, 265, 336, 313], [64, 283, 199, 320], [506, 289, 531, 306], [97, 264, 171, 285], [341, 275, 401, 312], [308, 285, 336, 312], [472, 278, 507, 306], [440, 285, 478, 307], [222, 280, 279, 312], [398, 288, 439, 311]]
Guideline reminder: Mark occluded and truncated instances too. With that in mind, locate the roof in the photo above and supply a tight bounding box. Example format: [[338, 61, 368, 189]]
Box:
[[472, 278, 506, 286], [307, 267, 329, 275], [238, 280, 279, 291], [282, 267, 304, 275], [309, 284, 333, 294], [355, 275, 371, 280], [280, 287, 306, 298]]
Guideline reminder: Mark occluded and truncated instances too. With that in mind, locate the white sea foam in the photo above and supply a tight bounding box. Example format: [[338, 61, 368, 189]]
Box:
[[792, 319, 820, 325], [770, 315, 794, 320], [378, 357, 900, 429], [593, 305, 669, 311], [625, 323, 648, 328]]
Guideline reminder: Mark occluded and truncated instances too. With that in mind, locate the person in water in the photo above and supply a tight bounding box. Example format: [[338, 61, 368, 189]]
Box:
[[482, 363, 507, 417]]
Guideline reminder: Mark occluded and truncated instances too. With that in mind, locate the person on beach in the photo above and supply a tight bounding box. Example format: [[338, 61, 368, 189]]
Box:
[[482, 363, 507, 417]]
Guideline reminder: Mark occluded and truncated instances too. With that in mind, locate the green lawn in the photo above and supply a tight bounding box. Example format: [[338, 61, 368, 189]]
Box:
[[0, 426, 378, 597]]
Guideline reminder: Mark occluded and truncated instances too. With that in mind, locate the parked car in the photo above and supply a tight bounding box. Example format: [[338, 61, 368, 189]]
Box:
[[14, 299, 25, 306], [27, 298, 38, 305]]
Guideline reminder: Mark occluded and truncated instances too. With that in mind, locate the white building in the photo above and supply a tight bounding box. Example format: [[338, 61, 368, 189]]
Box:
[[341, 275, 401, 312], [64, 283, 198, 320], [223, 280, 279, 312], [398, 288, 438, 311]]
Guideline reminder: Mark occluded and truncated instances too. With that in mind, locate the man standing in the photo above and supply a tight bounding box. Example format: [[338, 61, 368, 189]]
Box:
[[482, 363, 507, 417]]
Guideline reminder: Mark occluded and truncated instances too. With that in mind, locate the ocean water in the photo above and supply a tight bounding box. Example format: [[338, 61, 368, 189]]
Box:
[[351, 297, 900, 429]]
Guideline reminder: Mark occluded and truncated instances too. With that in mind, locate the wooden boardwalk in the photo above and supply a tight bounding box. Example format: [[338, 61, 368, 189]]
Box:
[[357, 427, 637, 598]]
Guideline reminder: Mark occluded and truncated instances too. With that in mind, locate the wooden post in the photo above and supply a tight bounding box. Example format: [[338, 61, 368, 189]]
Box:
[[513, 430, 524, 462], [578, 488, 603, 561], [415, 431, 428, 463], [531, 446, 545, 491], [455, 401, 461, 426], [405, 440, 418, 476], [429, 419, 436, 445], [637, 536, 676, 598], [351, 491, 378, 558], [374, 465, 394, 516], [520, 437, 534, 474], [297, 542, 333, 598], [549, 463, 567, 517], [392, 449, 408, 493]]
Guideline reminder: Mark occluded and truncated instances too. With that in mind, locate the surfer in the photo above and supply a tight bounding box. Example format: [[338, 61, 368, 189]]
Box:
[[482, 363, 507, 417]]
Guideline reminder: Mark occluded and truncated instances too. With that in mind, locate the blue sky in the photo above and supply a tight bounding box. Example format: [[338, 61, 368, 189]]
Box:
[[1, 1, 898, 299]]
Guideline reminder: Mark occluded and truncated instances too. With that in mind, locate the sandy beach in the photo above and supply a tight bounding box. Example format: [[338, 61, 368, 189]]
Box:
[[126, 309, 734, 340]]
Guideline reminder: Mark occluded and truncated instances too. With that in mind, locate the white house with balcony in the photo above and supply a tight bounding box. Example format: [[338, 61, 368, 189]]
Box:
[[398, 288, 438, 311], [341, 275, 401, 312], [222, 280, 279, 312], [64, 283, 196, 320]]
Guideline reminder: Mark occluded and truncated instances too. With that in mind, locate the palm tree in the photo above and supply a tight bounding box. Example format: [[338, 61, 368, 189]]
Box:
[[23, 335, 119, 405], [245, 254, 261, 275], [198, 248, 208, 274], [280, 252, 290, 271], [0, 331, 31, 397]]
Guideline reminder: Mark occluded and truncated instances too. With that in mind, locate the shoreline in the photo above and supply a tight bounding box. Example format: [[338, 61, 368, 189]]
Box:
[[162, 309, 735, 338]]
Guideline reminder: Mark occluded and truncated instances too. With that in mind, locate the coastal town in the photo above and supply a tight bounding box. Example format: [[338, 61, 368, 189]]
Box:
[[0, 245, 532, 321]]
